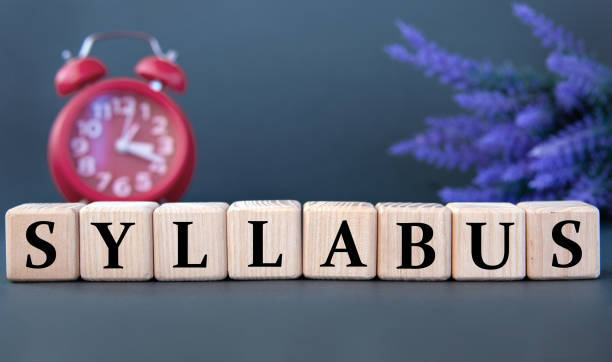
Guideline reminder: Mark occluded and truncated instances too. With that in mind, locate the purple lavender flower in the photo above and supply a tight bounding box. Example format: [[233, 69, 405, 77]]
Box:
[[568, 169, 612, 206], [439, 186, 506, 203], [384, 22, 483, 91], [554, 80, 585, 111], [547, 53, 610, 81], [385, 20, 546, 94], [390, 116, 491, 171], [502, 161, 532, 182], [473, 163, 507, 186], [527, 116, 611, 193], [454, 91, 518, 117], [384, 44, 413, 63], [477, 123, 536, 159], [529, 116, 610, 167], [387, 4, 612, 212], [515, 102, 554, 130], [547, 52, 611, 109], [513, 3, 585, 54], [528, 168, 576, 190], [395, 20, 428, 49]]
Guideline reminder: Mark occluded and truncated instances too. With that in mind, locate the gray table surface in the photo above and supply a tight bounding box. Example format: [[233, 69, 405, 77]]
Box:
[[1, 225, 611, 362]]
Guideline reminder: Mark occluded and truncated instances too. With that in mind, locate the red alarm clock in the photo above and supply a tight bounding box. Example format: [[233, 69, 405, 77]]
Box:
[[48, 32, 196, 202]]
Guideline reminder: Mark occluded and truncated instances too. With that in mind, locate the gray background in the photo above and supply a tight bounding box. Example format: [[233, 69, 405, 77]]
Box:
[[1, 1, 611, 361], [2, 0, 612, 208]]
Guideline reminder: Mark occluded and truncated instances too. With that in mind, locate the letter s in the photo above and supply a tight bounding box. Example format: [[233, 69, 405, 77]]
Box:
[[25, 221, 56, 269]]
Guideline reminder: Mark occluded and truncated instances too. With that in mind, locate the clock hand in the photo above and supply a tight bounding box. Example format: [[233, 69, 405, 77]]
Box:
[[126, 141, 154, 154], [124, 142, 164, 163], [119, 111, 135, 139], [114, 122, 163, 163], [124, 123, 140, 142], [115, 123, 140, 152]]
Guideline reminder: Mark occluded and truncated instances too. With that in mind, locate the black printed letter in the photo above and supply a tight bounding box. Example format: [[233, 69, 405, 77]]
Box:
[[173, 222, 207, 268], [396, 223, 435, 269], [25, 221, 56, 269], [321, 220, 366, 267], [469, 222, 513, 270], [552, 220, 582, 268], [248, 221, 282, 267], [91, 222, 134, 269]]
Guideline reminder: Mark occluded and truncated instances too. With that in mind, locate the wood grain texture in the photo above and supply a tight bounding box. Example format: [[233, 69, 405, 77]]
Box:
[[517, 201, 599, 280], [227, 200, 301, 279], [447, 202, 526, 281], [6, 203, 84, 281], [80, 202, 158, 281], [303, 202, 377, 279], [376, 203, 451, 280], [154, 202, 229, 281]]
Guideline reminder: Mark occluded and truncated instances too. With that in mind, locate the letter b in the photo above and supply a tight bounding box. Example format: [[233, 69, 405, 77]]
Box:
[[396, 223, 435, 269]]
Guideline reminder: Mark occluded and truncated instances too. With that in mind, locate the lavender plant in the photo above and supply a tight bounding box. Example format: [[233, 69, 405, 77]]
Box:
[[386, 4, 612, 212]]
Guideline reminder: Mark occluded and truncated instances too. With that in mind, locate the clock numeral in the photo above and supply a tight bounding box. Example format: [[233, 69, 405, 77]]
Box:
[[135, 172, 152, 193], [112, 176, 132, 198], [149, 160, 167, 175], [140, 102, 151, 121], [151, 115, 167, 136], [77, 156, 96, 177], [70, 137, 89, 157], [112, 96, 136, 118], [78, 119, 103, 139], [158, 136, 174, 156], [93, 102, 112, 121], [96, 172, 112, 192], [122, 96, 136, 122]]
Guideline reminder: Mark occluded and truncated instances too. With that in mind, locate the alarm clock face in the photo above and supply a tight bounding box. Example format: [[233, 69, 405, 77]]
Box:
[[67, 91, 177, 198], [49, 79, 195, 202]]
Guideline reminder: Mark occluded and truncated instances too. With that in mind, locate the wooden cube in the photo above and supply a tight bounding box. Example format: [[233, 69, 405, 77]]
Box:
[[227, 200, 301, 279], [80, 202, 158, 281], [447, 202, 525, 280], [376, 203, 451, 280], [303, 202, 377, 279], [5, 203, 84, 281], [517, 201, 599, 280], [153, 202, 229, 281]]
